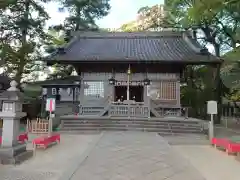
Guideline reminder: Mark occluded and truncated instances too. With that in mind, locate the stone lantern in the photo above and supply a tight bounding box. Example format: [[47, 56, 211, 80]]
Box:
[[0, 80, 33, 164]]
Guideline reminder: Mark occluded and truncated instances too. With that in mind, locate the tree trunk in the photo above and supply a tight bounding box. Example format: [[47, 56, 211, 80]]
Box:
[[213, 44, 222, 124], [15, 0, 30, 85], [75, 6, 81, 31]]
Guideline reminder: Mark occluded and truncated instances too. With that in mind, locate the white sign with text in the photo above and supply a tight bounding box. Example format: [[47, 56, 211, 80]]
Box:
[[207, 101, 217, 115]]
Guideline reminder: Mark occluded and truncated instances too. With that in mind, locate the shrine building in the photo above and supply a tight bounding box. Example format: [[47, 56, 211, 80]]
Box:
[[43, 30, 221, 119]]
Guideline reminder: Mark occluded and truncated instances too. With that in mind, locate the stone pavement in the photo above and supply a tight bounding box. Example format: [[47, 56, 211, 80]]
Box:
[[0, 134, 101, 180], [70, 132, 204, 180], [3, 131, 240, 180], [174, 144, 240, 180]]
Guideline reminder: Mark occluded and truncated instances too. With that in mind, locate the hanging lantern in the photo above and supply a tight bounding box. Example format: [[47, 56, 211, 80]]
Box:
[[109, 68, 116, 85], [143, 78, 150, 85], [108, 77, 116, 85], [127, 65, 131, 75]]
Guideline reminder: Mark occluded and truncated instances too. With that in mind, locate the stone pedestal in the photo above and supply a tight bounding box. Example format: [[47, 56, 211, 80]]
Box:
[[0, 143, 33, 165], [0, 117, 33, 165]]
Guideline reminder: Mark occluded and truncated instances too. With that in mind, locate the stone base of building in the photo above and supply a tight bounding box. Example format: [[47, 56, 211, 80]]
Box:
[[0, 143, 33, 165]]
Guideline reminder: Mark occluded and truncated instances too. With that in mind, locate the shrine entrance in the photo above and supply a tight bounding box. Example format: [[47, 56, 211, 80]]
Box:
[[114, 86, 144, 102]]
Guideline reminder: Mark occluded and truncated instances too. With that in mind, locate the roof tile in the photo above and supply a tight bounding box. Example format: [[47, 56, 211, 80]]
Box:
[[50, 31, 220, 63]]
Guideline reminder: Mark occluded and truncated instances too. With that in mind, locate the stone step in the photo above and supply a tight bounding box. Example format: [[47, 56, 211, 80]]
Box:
[[62, 123, 201, 130], [62, 123, 202, 130], [59, 130, 202, 136], [62, 120, 202, 127], [60, 117, 204, 135], [59, 130, 101, 134], [62, 119, 200, 124], [61, 126, 202, 133]]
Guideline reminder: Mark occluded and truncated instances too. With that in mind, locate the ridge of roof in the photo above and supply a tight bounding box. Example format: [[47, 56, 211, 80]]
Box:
[[72, 30, 186, 38]]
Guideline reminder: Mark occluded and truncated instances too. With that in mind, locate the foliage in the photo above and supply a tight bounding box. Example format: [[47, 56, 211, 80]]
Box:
[[119, 4, 170, 32], [165, 0, 240, 54], [41, 28, 74, 80], [0, 0, 16, 9], [57, 0, 110, 31], [120, 0, 240, 118], [164, 0, 240, 117], [44, 0, 111, 79], [119, 21, 139, 32], [137, 4, 172, 30], [0, 0, 51, 83], [221, 47, 240, 101], [0, 0, 111, 82]]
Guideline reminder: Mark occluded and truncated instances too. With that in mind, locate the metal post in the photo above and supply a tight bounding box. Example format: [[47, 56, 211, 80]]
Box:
[[209, 114, 214, 141], [148, 96, 150, 119], [48, 98, 53, 136], [48, 111, 52, 136]]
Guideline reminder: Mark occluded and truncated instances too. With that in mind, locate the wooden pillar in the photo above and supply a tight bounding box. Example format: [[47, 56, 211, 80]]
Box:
[[72, 87, 75, 102]]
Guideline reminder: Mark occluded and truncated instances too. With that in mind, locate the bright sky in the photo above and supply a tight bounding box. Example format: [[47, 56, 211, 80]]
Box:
[[45, 0, 164, 28]]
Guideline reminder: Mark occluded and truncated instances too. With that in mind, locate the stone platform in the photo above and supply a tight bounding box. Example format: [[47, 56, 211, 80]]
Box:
[[0, 129, 33, 165], [0, 143, 33, 165]]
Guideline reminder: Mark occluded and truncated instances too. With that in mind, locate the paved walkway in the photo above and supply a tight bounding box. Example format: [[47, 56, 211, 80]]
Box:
[[174, 144, 240, 180], [2, 132, 240, 180], [70, 132, 204, 180], [0, 134, 101, 180]]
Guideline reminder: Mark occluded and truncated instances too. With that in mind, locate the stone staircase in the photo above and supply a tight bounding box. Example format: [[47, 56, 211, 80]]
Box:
[[60, 116, 205, 135]]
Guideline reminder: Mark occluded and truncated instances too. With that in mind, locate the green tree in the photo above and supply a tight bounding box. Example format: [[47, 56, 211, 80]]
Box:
[[57, 0, 110, 31], [137, 4, 171, 30], [44, 0, 111, 79], [119, 21, 139, 32], [164, 0, 240, 119], [0, 0, 51, 84], [42, 28, 75, 80], [0, 0, 16, 9]]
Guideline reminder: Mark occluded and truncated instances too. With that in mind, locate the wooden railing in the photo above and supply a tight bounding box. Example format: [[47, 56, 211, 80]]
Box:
[[109, 104, 149, 118], [79, 97, 111, 116], [155, 107, 181, 117], [79, 105, 105, 115], [150, 99, 187, 118], [27, 118, 49, 134]]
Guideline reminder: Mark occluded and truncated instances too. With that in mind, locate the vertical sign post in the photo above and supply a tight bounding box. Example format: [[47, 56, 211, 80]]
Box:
[[127, 65, 131, 118], [127, 65, 131, 101], [46, 98, 55, 136], [207, 101, 217, 141]]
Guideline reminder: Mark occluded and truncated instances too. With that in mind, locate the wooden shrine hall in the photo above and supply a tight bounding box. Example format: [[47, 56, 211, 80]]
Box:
[[43, 30, 221, 120]]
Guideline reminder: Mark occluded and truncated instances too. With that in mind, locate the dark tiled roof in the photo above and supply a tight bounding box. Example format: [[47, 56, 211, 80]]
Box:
[[47, 31, 221, 64], [28, 76, 81, 86]]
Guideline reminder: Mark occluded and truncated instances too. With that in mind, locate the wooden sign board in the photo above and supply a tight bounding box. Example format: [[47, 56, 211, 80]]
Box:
[[115, 81, 145, 86]]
